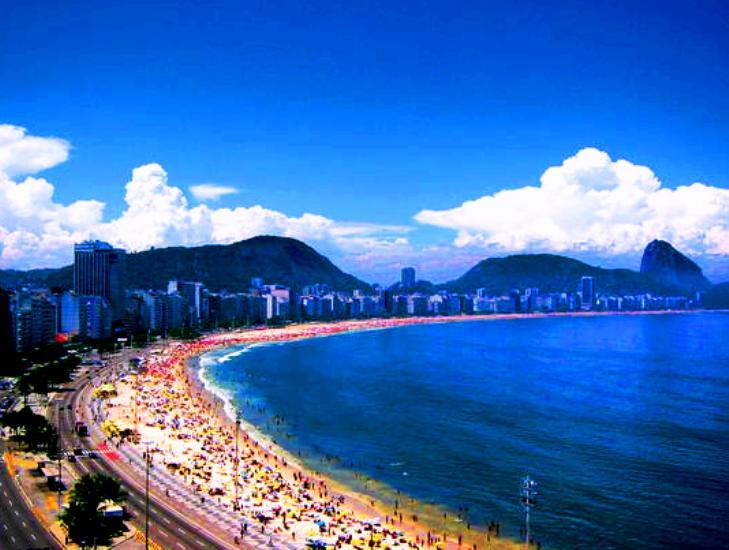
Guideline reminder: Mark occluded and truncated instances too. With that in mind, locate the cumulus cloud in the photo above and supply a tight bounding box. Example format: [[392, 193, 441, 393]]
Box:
[[0, 124, 70, 177], [0, 125, 410, 270], [415, 147, 729, 259], [0, 125, 104, 267], [189, 183, 239, 201], [3, 125, 727, 282]]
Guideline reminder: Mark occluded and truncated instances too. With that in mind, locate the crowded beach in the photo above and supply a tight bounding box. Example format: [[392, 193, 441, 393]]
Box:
[[98, 316, 545, 549]]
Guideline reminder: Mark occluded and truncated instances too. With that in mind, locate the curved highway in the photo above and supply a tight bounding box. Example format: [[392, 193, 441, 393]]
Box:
[[0, 439, 60, 550], [53, 357, 295, 550]]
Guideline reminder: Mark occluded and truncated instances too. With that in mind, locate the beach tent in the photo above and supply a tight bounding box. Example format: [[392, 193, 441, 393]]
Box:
[[93, 384, 117, 399]]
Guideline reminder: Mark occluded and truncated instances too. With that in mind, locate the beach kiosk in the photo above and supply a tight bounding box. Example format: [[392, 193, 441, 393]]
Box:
[[98, 499, 125, 518], [40, 464, 61, 487]]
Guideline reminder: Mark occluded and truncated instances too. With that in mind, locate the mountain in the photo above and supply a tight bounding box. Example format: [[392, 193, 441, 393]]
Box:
[[0, 236, 371, 293], [703, 282, 729, 309], [0, 236, 721, 300], [445, 241, 711, 296], [388, 280, 437, 295], [640, 239, 711, 291], [445, 254, 657, 295], [0, 267, 75, 290]]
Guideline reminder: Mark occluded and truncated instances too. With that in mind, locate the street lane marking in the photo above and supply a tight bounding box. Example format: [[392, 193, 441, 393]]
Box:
[[31, 533, 37, 541], [177, 527, 186, 534], [162, 517, 171, 525]]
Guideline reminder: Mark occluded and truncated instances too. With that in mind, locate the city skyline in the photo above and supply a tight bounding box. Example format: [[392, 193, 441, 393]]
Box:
[[4, 238, 703, 352], [1, 2, 729, 282]]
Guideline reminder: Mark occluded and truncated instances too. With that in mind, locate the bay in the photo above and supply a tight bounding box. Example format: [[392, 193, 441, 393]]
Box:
[[203, 312, 729, 549]]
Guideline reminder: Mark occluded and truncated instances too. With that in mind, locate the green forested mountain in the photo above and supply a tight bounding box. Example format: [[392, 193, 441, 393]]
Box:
[[0, 236, 370, 293]]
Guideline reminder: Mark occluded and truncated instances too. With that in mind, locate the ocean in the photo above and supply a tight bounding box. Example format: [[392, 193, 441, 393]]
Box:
[[200, 312, 729, 549]]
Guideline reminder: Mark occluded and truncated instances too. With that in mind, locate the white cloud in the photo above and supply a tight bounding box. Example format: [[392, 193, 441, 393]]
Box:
[[0, 125, 104, 267], [0, 124, 70, 177], [3, 126, 727, 283], [189, 183, 239, 201], [0, 125, 410, 271], [415, 147, 729, 260]]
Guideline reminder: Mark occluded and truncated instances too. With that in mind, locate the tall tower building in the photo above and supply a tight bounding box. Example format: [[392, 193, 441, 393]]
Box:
[[401, 267, 416, 288], [580, 276, 594, 310], [74, 240, 126, 322]]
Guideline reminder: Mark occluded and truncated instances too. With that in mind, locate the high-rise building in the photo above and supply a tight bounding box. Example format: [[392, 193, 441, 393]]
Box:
[[168, 280, 203, 325], [580, 276, 594, 310], [60, 291, 80, 334], [79, 295, 112, 340], [407, 295, 429, 316], [16, 295, 57, 351], [401, 267, 416, 287], [0, 289, 16, 357], [74, 240, 126, 322]]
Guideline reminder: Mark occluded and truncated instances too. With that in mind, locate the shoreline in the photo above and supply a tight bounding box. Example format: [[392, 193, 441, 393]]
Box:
[[185, 342, 514, 549], [108, 309, 720, 549], [190, 307, 721, 427]]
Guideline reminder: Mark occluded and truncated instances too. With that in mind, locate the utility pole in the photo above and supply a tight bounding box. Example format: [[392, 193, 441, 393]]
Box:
[[521, 475, 538, 549], [57, 402, 63, 514], [234, 412, 241, 511], [133, 374, 139, 435], [143, 441, 153, 549]]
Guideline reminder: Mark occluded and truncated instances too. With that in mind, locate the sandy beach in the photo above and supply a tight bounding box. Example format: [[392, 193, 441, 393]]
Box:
[[99, 311, 700, 549]]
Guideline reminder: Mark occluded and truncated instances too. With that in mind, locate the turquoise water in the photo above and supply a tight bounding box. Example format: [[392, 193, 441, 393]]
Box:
[[202, 313, 729, 549]]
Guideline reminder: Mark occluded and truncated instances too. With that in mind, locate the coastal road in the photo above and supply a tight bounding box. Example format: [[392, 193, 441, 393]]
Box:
[[0, 440, 60, 550], [52, 370, 249, 550]]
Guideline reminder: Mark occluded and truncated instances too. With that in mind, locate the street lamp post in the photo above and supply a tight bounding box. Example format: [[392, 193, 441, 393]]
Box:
[[521, 475, 538, 549], [142, 441, 153, 550], [133, 374, 139, 435]]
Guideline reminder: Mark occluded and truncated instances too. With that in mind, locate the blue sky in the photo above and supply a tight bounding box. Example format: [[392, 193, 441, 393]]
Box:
[[1, 0, 728, 283]]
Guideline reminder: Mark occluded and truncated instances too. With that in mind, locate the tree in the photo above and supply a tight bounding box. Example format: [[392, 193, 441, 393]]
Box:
[[16, 352, 81, 405], [0, 406, 58, 455], [60, 473, 127, 547]]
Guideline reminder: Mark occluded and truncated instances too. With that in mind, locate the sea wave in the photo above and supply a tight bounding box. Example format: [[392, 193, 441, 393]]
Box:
[[196, 357, 238, 422]]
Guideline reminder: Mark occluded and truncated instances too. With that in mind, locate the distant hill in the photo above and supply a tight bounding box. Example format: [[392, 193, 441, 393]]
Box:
[[444, 254, 655, 295], [444, 241, 712, 296], [703, 282, 729, 309], [0, 267, 72, 290], [640, 239, 711, 291], [388, 280, 437, 295], [1, 236, 724, 301], [0, 236, 371, 293]]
